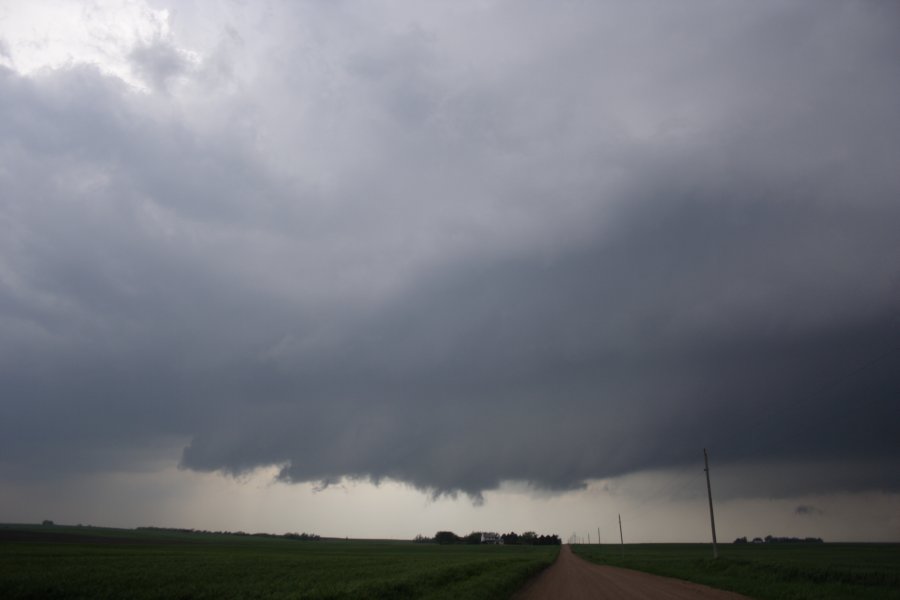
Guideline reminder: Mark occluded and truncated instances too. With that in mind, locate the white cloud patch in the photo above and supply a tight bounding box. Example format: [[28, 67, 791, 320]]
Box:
[[0, 0, 197, 90]]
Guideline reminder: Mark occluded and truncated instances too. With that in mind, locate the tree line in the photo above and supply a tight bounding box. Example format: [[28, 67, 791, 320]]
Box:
[[416, 531, 561, 545], [137, 526, 320, 541], [733, 535, 823, 544]]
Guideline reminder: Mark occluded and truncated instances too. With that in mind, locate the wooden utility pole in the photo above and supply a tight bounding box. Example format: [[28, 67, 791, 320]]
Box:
[[704, 448, 719, 559], [598, 527, 601, 545], [618, 513, 624, 557]]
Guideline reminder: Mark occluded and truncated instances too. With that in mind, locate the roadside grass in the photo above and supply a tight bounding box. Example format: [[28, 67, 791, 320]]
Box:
[[0, 524, 556, 599], [571, 542, 900, 600]]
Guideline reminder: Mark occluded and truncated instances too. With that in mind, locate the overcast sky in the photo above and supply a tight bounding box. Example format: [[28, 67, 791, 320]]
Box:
[[1, 0, 898, 542]]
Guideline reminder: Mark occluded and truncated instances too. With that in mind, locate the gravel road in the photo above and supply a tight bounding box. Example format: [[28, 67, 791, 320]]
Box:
[[513, 545, 752, 600]]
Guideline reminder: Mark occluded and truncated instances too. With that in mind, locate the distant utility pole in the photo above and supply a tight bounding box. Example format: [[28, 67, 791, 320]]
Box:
[[618, 514, 624, 557], [588, 532, 591, 544], [597, 527, 601, 545], [704, 448, 719, 559]]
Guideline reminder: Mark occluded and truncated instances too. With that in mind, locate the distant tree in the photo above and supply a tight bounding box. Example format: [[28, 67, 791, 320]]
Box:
[[434, 531, 460, 545], [464, 531, 482, 544], [535, 534, 561, 546], [733, 536, 748, 544], [283, 532, 320, 541], [762, 535, 823, 544], [502, 532, 520, 545], [413, 534, 432, 543], [42, 520, 54, 526], [521, 531, 537, 545]]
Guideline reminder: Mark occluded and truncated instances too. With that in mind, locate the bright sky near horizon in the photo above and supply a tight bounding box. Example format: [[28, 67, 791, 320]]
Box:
[[1, 0, 898, 542]]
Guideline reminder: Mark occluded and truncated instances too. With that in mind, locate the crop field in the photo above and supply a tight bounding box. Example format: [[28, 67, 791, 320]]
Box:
[[572, 542, 900, 600], [0, 524, 557, 599]]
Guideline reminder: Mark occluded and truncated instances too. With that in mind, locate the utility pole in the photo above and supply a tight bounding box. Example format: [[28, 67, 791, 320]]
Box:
[[588, 532, 591, 544], [598, 527, 601, 545], [618, 513, 624, 557], [704, 448, 719, 559]]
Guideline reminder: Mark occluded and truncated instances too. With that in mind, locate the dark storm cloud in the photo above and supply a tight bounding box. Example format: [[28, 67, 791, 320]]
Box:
[[1, 1, 899, 500], [182, 192, 900, 497]]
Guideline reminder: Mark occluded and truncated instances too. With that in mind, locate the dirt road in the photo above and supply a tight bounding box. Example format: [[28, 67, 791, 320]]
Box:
[[513, 545, 751, 600]]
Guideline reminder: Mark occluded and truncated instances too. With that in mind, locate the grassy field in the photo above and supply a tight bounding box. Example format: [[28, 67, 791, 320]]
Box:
[[0, 524, 557, 599], [571, 542, 900, 600]]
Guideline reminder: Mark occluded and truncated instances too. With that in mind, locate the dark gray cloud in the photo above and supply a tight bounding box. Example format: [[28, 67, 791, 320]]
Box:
[[129, 40, 193, 92], [795, 505, 823, 516], [1, 1, 899, 501]]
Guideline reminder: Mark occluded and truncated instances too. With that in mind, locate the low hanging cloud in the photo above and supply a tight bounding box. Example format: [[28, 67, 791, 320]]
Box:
[[1, 1, 899, 501]]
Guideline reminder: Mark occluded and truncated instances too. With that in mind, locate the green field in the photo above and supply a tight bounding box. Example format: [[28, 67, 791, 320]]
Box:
[[571, 542, 900, 600], [0, 524, 557, 599]]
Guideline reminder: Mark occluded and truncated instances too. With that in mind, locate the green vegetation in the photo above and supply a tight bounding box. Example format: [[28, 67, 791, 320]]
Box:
[[0, 523, 556, 599], [572, 542, 900, 600]]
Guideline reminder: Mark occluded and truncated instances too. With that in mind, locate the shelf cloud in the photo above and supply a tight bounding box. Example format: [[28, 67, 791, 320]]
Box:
[[1, 0, 898, 503]]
